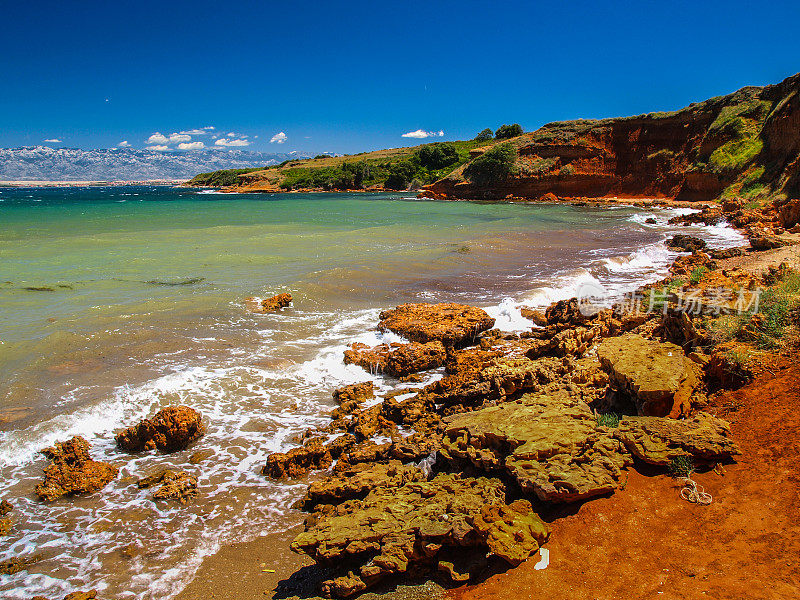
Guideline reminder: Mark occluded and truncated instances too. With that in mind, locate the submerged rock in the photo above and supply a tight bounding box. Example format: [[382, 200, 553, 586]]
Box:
[[263, 437, 332, 479], [35, 436, 118, 502], [343, 341, 446, 377], [31, 592, 99, 600], [597, 334, 702, 418], [137, 469, 198, 504], [0, 499, 12, 535], [115, 406, 205, 452], [0, 553, 42, 575], [378, 303, 495, 347], [615, 413, 741, 465], [442, 391, 632, 503], [291, 473, 548, 598]]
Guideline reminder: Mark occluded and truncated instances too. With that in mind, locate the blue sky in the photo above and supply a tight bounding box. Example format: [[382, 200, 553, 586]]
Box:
[[2, 0, 799, 155]]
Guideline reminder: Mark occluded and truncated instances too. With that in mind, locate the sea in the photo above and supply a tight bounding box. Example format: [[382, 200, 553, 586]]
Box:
[[0, 186, 744, 599]]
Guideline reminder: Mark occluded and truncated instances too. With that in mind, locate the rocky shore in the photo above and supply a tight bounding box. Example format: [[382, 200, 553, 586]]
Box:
[[4, 196, 799, 600], [186, 196, 796, 598]]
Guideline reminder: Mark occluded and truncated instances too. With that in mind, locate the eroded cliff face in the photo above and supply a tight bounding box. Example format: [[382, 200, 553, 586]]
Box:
[[425, 72, 800, 202]]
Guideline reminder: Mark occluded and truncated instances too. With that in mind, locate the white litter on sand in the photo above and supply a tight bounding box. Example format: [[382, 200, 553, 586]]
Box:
[[534, 547, 550, 570]]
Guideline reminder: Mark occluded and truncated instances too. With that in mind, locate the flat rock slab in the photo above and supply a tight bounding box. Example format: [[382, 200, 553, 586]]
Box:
[[597, 334, 701, 417], [378, 303, 495, 347], [443, 390, 632, 503], [615, 412, 741, 465], [291, 474, 548, 598]]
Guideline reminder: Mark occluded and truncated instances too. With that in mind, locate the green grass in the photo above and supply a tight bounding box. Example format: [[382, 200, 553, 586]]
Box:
[[709, 137, 763, 171], [596, 412, 621, 428], [668, 456, 695, 478], [705, 271, 800, 349], [690, 266, 709, 285]]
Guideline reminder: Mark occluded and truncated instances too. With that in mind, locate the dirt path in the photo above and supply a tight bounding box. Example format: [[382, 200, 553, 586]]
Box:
[[449, 357, 800, 600]]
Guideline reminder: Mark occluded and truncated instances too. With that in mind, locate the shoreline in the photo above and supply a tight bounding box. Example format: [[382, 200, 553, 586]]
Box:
[[2, 192, 797, 600], [0, 180, 187, 188], [170, 203, 798, 599]]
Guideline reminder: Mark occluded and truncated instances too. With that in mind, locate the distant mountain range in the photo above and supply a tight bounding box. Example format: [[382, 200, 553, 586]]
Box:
[[0, 146, 314, 181]]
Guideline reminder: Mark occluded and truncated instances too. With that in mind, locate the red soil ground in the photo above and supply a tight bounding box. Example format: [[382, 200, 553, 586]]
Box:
[[449, 357, 800, 600]]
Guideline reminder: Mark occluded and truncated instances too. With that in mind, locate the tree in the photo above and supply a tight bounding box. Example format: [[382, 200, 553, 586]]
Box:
[[384, 160, 418, 190], [495, 123, 524, 139], [474, 128, 494, 142], [463, 143, 517, 186], [418, 143, 458, 170]]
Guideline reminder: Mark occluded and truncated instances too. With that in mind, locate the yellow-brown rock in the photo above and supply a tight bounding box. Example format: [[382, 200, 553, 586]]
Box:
[[35, 436, 118, 502]]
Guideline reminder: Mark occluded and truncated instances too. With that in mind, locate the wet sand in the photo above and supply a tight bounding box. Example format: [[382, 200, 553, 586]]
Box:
[[176, 525, 447, 600]]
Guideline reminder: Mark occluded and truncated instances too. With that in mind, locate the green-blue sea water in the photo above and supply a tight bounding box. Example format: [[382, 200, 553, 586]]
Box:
[[0, 185, 743, 599]]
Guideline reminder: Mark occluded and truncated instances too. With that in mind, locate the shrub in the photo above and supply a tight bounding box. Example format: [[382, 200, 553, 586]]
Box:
[[690, 266, 709, 284], [474, 128, 494, 142], [495, 123, 524, 139], [384, 159, 419, 190], [560, 164, 576, 177], [668, 456, 695, 478], [418, 143, 459, 170], [463, 142, 517, 186]]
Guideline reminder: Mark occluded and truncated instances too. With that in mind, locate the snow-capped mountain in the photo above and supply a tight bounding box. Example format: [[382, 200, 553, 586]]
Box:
[[0, 146, 312, 181]]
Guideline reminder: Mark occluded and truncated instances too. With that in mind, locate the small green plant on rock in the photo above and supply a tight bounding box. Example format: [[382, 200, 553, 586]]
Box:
[[668, 455, 696, 478], [596, 412, 621, 428], [690, 266, 709, 285]]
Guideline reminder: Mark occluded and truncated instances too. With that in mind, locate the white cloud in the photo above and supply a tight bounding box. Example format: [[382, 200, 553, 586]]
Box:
[[43, 138, 62, 143], [227, 132, 237, 137], [146, 145, 169, 151], [203, 126, 215, 130], [270, 131, 287, 144], [180, 128, 212, 136], [401, 129, 444, 138], [146, 132, 169, 145], [214, 138, 251, 147], [146, 131, 192, 145], [178, 141, 205, 150], [117, 140, 131, 147]]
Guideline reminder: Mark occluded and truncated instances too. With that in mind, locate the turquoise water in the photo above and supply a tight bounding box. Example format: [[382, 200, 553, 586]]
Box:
[[0, 186, 744, 599]]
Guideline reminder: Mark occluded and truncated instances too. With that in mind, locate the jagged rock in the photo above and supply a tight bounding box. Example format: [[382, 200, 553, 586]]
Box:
[[247, 292, 292, 313], [473, 500, 549, 566], [615, 413, 741, 465], [263, 437, 332, 479], [666, 235, 706, 253], [35, 436, 118, 502], [137, 469, 198, 504], [749, 234, 787, 250], [291, 474, 548, 598], [709, 247, 744, 260], [343, 341, 446, 377], [776, 198, 800, 228], [326, 433, 358, 459], [332, 382, 374, 407], [378, 303, 495, 347], [442, 390, 632, 503], [596, 334, 702, 418], [302, 461, 424, 509], [520, 307, 547, 326], [115, 406, 205, 452]]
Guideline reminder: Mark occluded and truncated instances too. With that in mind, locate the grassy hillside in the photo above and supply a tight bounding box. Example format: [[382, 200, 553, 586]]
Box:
[[426, 72, 800, 204], [186, 140, 494, 191]]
